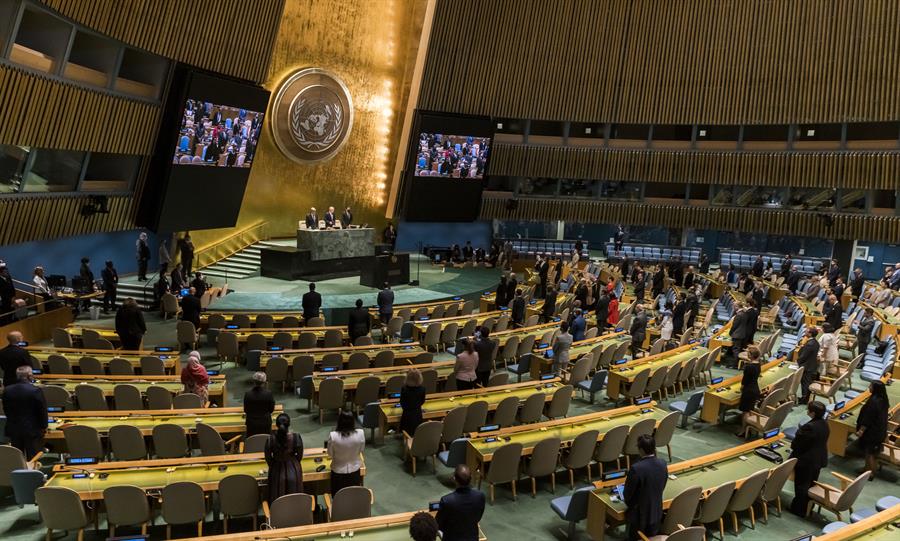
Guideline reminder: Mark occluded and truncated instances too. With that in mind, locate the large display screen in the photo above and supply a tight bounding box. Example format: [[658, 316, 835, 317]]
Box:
[[172, 99, 263, 168], [403, 112, 493, 222]]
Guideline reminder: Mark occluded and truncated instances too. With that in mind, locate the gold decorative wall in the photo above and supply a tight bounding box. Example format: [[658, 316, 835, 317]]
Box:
[[191, 0, 429, 247]]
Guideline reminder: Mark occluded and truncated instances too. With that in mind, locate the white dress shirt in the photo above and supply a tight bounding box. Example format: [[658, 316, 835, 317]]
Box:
[[327, 429, 365, 474], [33, 275, 51, 295]]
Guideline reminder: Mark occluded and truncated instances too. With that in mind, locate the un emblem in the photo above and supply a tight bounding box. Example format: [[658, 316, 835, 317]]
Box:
[[270, 68, 353, 163]]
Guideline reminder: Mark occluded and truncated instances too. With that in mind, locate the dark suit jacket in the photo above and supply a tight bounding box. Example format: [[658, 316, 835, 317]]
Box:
[[347, 307, 371, 338], [302, 291, 322, 320], [377, 289, 394, 315], [324, 212, 336, 228], [542, 292, 557, 317], [474, 337, 497, 373], [850, 274, 865, 297], [786, 272, 801, 292], [671, 301, 686, 333], [730, 310, 750, 340], [180, 294, 202, 327], [745, 307, 759, 340], [243, 386, 275, 437], [305, 213, 318, 229], [595, 294, 610, 323], [115, 305, 146, 340], [683, 272, 695, 288], [437, 486, 486, 541], [2, 382, 47, 439], [823, 302, 842, 331], [630, 313, 648, 344], [511, 296, 526, 324], [0, 345, 33, 387], [341, 211, 352, 228], [797, 338, 820, 374], [623, 456, 668, 537], [789, 418, 829, 471]]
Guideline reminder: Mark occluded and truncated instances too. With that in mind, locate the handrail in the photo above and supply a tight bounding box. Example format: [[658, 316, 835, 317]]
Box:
[[192, 221, 269, 270]]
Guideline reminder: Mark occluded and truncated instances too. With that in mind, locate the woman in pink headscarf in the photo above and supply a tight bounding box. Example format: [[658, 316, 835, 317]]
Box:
[[180, 350, 209, 405]]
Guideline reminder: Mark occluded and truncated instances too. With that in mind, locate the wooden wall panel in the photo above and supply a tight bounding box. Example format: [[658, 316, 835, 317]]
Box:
[[39, 0, 285, 83], [0, 63, 160, 154], [0, 195, 133, 245], [420, 0, 900, 124], [479, 195, 900, 244], [490, 144, 900, 190]]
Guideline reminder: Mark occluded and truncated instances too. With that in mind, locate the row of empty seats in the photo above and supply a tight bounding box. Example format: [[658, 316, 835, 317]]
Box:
[[604, 242, 701, 265], [720, 250, 827, 275]]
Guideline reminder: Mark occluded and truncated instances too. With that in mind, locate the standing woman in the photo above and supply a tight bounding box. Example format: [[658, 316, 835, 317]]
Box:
[[551, 321, 573, 373], [855, 380, 889, 475], [399, 369, 426, 436], [659, 302, 674, 343], [265, 413, 304, 501], [607, 293, 620, 328], [738, 346, 762, 436], [244, 372, 275, 437], [180, 351, 210, 405], [453, 338, 479, 391], [819, 323, 839, 377], [327, 411, 366, 495]]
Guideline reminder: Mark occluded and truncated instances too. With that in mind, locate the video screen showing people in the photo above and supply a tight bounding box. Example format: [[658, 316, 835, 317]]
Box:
[[415, 133, 490, 179], [173, 99, 264, 168]]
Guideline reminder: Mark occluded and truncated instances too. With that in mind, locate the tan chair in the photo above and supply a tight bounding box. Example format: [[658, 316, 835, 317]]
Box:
[[161, 481, 207, 538], [353, 376, 381, 415], [108, 357, 134, 376], [104, 485, 152, 536], [36, 486, 89, 541], [421, 368, 438, 393], [323, 329, 343, 348], [742, 401, 793, 438], [266, 356, 289, 392], [0, 445, 41, 488], [661, 363, 684, 399], [219, 474, 260, 532], [463, 400, 489, 433], [246, 333, 267, 352], [422, 323, 442, 352], [81, 329, 102, 349], [482, 442, 523, 503], [563, 356, 591, 386], [384, 374, 405, 395], [264, 493, 315, 528], [162, 293, 180, 319], [347, 352, 370, 370], [217, 332, 240, 365], [494, 314, 510, 332], [174, 393, 203, 409], [197, 422, 239, 457], [563, 430, 599, 488], [177, 320, 199, 350], [725, 469, 769, 533], [232, 315, 252, 328], [292, 355, 315, 382], [488, 371, 510, 387], [644, 365, 669, 401], [439, 323, 459, 352], [317, 378, 345, 424], [677, 357, 697, 393], [41, 385, 71, 410], [622, 368, 651, 405], [373, 349, 395, 368], [653, 412, 680, 461], [593, 424, 628, 476], [297, 332, 318, 349], [384, 317, 403, 341], [52, 328, 73, 348], [809, 369, 852, 404], [47, 354, 72, 374], [273, 332, 293, 350], [492, 396, 519, 428], [78, 356, 104, 376], [440, 406, 468, 449], [662, 485, 702, 535], [639, 525, 706, 541], [254, 314, 275, 328], [321, 353, 343, 370], [147, 385, 174, 409], [545, 384, 573, 420], [403, 420, 443, 476], [695, 480, 736, 541], [806, 470, 871, 521], [109, 424, 147, 461], [325, 485, 373, 521], [74, 384, 107, 410], [526, 436, 560, 496], [499, 336, 520, 369], [113, 384, 144, 410], [649, 338, 667, 356], [757, 457, 796, 522], [140, 356, 166, 375], [519, 392, 546, 424], [243, 434, 269, 454], [623, 418, 657, 469], [306, 316, 325, 328], [152, 423, 189, 458], [63, 425, 104, 460]]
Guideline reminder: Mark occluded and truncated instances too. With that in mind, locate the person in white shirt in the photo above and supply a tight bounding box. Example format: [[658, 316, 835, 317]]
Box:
[[818, 323, 840, 377], [32, 267, 51, 297], [327, 411, 366, 495]]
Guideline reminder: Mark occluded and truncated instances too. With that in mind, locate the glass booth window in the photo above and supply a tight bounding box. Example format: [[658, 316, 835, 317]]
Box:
[[22, 148, 86, 192], [0, 145, 30, 194]]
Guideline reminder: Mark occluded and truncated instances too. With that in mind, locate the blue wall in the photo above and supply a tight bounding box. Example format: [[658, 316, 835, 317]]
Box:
[[0, 229, 159, 285], [395, 221, 493, 252], [853, 242, 900, 280]]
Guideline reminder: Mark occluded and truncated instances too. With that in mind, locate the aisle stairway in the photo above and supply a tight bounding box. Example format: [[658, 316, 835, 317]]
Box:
[[199, 241, 277, 280]]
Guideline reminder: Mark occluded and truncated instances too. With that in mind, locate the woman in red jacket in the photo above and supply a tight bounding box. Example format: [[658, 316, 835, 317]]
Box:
[[607, 293, 620, 327]]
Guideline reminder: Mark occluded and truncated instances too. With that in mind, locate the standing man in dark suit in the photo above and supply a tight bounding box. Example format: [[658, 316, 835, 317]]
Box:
[[685, 289, 699, 329], [595, 289, 610, 329], [377, 283, 394, 325], [797, 327, 820, 404], [179, 233, 195, 276], [536, 256, 549, 299], [541, 286, 557, 323], [436, 465, 485, 541], [0, 261, 14, 325], [341, 207, 353, 228], [510, 289, 526, 328], [302, 283, 322, 322], [614, 226, 625, 256], [786, 266, 801, 294], [101, 260, 118, 314], [243, 372, 275, 437], [505, 273, 518, 307], [856, 307, 875, 360], [135, 232, 151, 281], [789, 401, 830, 516], [115, 298, 146, 351], [629, 305, 648, 359], [474, 326, 497, 388], [780, 254, 793, 278], [849, 268, 865, 300], [827, 259, 841, 287], [745, 299, 760, 343], [179, 287, 202, 329], [324, 206, 336, 228], [347, 299, 371, 343], [623, 434, 668, 540], [1, 366, 47, 460], [728, 304, 750, 368], [305, 207, 319, 229], [823, 294, 842, 332], [751, 284, 765, 310], [751, 255, 764, 278], [0, 331, 31, 387], [682, 266, 695, 289], [651, 266, 665, 299], [671, 294, 686, 337]]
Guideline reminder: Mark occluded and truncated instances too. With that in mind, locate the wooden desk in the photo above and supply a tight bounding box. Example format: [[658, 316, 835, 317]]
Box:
[[199, 311, 323, 331], [411, 310, 505, 339], [813, 503, 900, 540], [708, 320, 734, 354], [791, 296, 824, 327], [606, 344, 707, 400], [862, 302, 900, 342], [699, 273, 727, 299], [258, 342, 426, 369], [308, 361, 455, 406], [530, 332, 629, 380], [64, 325, 121, 345], [36, 374, 227, 406], [586, 434, 785, 540], [827, 375, 899, 456], [700, 357, 796, 424], [26, 347, 177, 375], [368, 298, 467, 324], [226, 325, 351, 345]]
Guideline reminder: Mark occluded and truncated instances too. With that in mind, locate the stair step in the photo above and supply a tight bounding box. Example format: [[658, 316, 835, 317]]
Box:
[[228, 254, 260, 265], [210, 260, 258, 271]]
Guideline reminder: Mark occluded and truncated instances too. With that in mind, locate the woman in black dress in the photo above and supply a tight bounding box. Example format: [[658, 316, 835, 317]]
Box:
[[738, 346, 762, 435], [264, 413, 304, 502], [399, 368, 426, 436], [855, 380, 889, 475], [244, 372, 275, 437]]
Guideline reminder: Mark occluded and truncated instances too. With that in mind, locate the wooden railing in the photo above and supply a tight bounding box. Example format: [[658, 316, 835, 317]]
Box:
[[194, 221, 270, 269]]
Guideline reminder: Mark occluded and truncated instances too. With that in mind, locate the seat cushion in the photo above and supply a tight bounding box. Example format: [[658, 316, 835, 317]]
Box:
[[669, 401, 687, 413], [437, 450, 450, 465], [822, 521, 848, 534], [550, 495, 572, 519], [876, 496, 900, 511], [850, 508, 877, 523], [808, 484, 841, 507]]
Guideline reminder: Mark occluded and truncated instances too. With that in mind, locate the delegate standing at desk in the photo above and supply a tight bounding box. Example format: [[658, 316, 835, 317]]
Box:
[[305, 207, 319, 229], [324, 206, 336, 228], [623, 434, 667, 541], [302, 283, 322, 323], [436, 465, 485, 541], [400, 369, 426, 435], [1, 366, 47, 460], [244, 372, 275, 437], [341, 207, 352, 228], [789, 401, 829, 516]]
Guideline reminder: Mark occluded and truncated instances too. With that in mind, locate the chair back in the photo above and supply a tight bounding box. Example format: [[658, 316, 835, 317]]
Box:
[[331, 486, 373, 521], [152, 423, 189, 458], [52, 328, 73, 348], [420, 369, 438, 393], [281, 316, 300, 328], [246, 333, 267, 352], [108, 424, 147, 461], [113, 384, 144, 410], [63, 425, 104, 460], [414, 352, 434, 365], [561, 486, 595, 521], [348, 352, 370, 370], [485, 443, 523, 484], [565, 430, 599, 469], [834, 471, 872, 512], [568, 356, 591, 385], [162, 294, 179, 317], [598, 344, 617, 369], [147, 385, 173, 409], [696, 480, 736, 523], [654, 412, 679, 449], [594, 424, 628, 463], [519, 392, 546, 423], [493, 396, 519, 428], [463, 400, 489, 433], [444, 304, 459, 318], [206, 314, 226, 329], [176, 321, 198, 348], [645, 365, 669, 397], [78, 356, 104, 376], [196, 422, 226, 456], [322, 353, 343, 370], [47, 354, 72, 374], [74, 384, 107, 410], [410, 421, 443, 458], [217, 332, 240, 360], [292, 355, 315, 381], [385, 375, 405, 395], [528, 437, 562, 477], [266, 356, 290, 390], [354, 376, 381, 408], [40, 385, 71, 409], [459, 318, 478, 338], [547, 385, 574, 419], [726, 469, 769, 512], [273, 332, 293, 350], [140, 356, 166, 375], [0, 445, 28, 486], [665, 526, 706, 541], [318, 378, 346, 411], [422, 323, 441, 349], [298, 332, 318, 349], [488, 372, 510, 387], [103, 485, 151, 528], [324, 329, 343, 348], [219, 474, 260, 517], [161, 481, 206, 525], [662, 485, 703, 534], [255, 314, 275, 328], [373, 349, 395, 368], [244, 434, 269, 454], [649, 338, 666, 356], [763, 401, 794, 431], [174, 393, 203, 409], [761, 457, 796, 502], [385, 317, 403, 339], [517, 334, 537, 358], [584, 327, 599, 340], [626, 368, 652, 399], [441, 437, 469, 468], [35, 486, 88, 531], [440, 323, 459, 347], [441, 406, 468, 444], [269, 492, 315, 528], [307, 317, 325, 327], [623, 417, 657, 455]]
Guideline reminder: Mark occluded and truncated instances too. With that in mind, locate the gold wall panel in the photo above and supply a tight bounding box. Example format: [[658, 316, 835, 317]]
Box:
[[39, 0, 285, 83], [191, 0, 429, 247], [420, 0, 900, 124], [0, 195, 134, 245], [490, 144, 900, 190], [480, 195, 900, 244], [0, 63, 160, 155]]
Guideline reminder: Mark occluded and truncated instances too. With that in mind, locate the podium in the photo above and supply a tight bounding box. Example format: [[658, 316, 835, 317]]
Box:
[[360, 253, 409, 287]]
